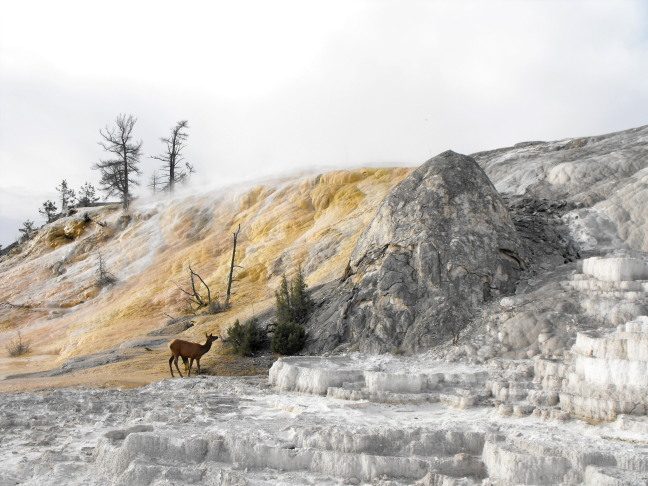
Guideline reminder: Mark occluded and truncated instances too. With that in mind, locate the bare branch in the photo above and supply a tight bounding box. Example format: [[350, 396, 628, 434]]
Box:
[[189, 264, 210, 306], [174, 263, 213, 312], [189, 270, 205, 307], [173, 280, 195, 298]]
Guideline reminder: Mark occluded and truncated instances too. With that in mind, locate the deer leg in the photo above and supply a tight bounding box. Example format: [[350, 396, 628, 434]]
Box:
[[188, 358, 194, 377], [174, 356, 184, 378], [196, 358, 201, 376], [169, 355, 175, 377], [182, 356, 188, 372]]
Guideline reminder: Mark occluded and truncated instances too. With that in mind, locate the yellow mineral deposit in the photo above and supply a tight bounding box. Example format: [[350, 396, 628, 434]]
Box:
[[0, 168, 412, 391]]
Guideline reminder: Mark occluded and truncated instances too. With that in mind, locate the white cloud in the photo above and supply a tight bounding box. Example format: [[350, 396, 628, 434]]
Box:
[[1, 0, 647, 247]]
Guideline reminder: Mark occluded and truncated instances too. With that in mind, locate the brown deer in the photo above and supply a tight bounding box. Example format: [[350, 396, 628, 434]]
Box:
[[168, 333, 218, 378]]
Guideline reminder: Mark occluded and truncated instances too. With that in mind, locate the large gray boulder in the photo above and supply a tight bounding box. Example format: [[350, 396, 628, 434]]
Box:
[[306, 150, 524, 353]]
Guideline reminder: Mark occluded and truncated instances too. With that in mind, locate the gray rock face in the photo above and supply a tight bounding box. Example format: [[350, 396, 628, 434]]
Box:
[[472, 125, 648, 252], [307, 151, 524, 353]]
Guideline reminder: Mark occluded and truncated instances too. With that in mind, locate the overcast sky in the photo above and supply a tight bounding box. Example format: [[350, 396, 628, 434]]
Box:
[[1, 0, 647, 247]]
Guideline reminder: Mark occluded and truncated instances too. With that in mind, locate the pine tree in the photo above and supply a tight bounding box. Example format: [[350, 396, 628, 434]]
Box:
[[78, 182, 99, 207], [290, 266, 314, 325], [39, 200, 58, 223], [18, 220, 35, 240], [272, 269, 313, 355], [56, 179, 76, 210], [227, 318, 263, 356], [275, 274, 293, 324], [271, 321, 306, 355]]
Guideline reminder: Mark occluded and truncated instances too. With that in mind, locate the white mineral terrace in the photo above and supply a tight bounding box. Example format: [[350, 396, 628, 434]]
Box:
[[582, 256, 648, 283], [2, 365, 647, 486]]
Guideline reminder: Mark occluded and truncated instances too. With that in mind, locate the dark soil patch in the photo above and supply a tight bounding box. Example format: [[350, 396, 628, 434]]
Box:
[[206, 353, 279, 377]]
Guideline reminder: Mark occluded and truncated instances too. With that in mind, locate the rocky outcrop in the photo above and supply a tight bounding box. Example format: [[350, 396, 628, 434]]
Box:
[[472, 125, 648, 253], [473, 125, 648, 204], [307, 151, 524, 353], [502, 195, 581, 275]]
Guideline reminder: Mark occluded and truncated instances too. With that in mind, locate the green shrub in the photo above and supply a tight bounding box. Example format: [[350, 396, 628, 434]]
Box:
[[271, 321, 306, 355], [275, 267, 314, 326], [275, 275, 293, 324], [271, 267, 313, 356], [289, 268, 314, 324], [227, 318, 263, 356]]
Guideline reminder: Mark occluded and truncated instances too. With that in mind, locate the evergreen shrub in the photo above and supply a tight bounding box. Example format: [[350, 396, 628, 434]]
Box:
[[227, 318, 263, 356]]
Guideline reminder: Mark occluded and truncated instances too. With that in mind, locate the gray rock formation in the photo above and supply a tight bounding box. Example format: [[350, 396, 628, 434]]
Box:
[[307, 150, 524, 353], [472, 124, 648, 252]]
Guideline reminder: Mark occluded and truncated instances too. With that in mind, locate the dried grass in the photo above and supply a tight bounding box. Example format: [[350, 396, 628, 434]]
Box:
[[6, 331, 30, 357]]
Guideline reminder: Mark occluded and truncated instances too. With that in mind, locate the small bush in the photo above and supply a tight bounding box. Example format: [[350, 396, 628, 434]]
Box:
[[208, 299, 230, 314], [271, 321, 306, 355], [227, 318, 263, 356], [96, 254, 117, 287], [6, 331, 30, 357], [208, 300, 223, 314]]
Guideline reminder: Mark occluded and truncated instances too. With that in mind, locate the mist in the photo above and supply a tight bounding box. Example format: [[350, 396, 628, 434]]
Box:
[[1, 0, 647, 247]]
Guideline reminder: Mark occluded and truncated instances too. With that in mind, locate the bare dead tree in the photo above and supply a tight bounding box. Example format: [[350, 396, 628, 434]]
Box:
[[96, 253, 117, 287], [172, 226, 241, 313], [148, 171, 163, 194], [175, 263, 212, 311], [151, 120, 193, 193], [225, 224, 242, 308], [95, 114, 142, 210]]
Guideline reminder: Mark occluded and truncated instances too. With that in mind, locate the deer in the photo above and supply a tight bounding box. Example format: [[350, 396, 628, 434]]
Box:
[[168, 333, 219, 378]]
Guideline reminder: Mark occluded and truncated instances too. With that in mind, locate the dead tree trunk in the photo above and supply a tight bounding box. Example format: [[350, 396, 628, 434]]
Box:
[[225, 224, 241, 308], [175, 264, 211, 311]]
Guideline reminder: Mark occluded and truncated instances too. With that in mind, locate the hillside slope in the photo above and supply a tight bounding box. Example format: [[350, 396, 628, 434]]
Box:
[[0, 168, 411, 390], [1, 125, 647, 390], [1, 125, 647, 485]]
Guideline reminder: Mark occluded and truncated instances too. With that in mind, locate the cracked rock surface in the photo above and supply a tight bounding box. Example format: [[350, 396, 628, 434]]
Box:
[[306, 151, 524, 354]]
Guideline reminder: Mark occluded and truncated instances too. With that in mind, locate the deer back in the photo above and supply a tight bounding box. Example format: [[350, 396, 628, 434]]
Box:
[[169, 333, 218, 359], [169, 339, 205, 359]]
